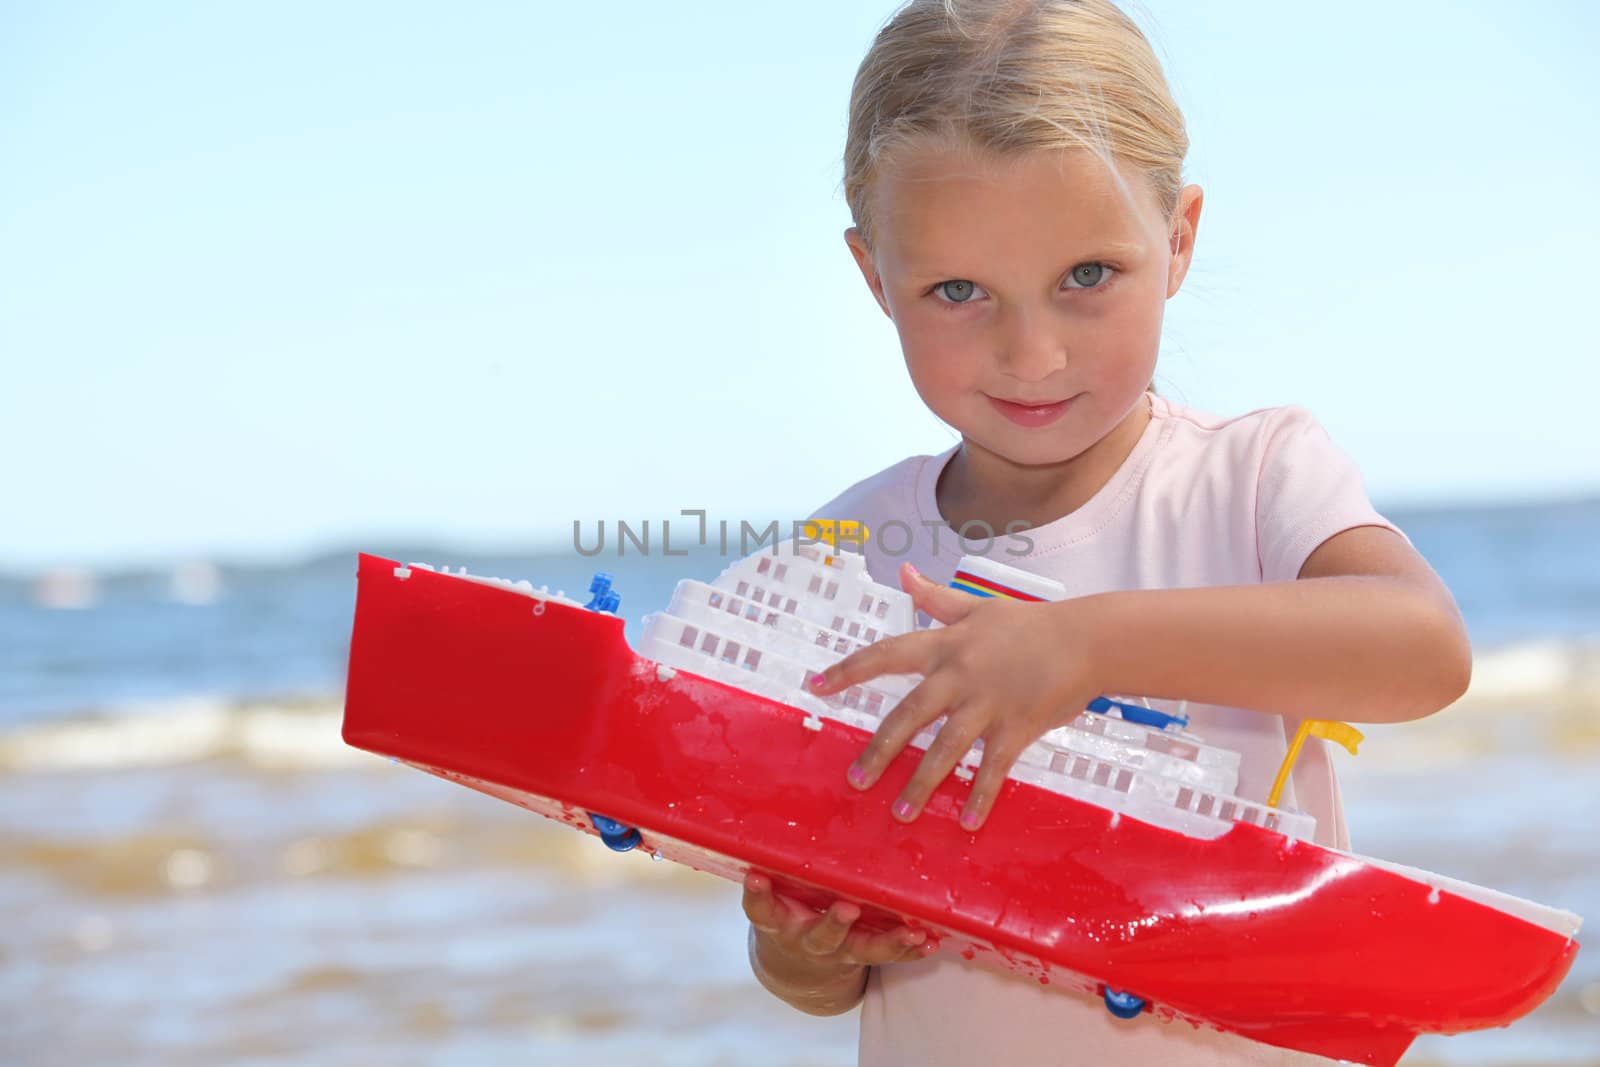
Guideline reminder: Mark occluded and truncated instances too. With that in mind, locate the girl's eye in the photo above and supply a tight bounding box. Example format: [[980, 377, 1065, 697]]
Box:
[[930, 263, 1115, 309], [1063, 262, 1114, 289], [935, 279, 982, 305]]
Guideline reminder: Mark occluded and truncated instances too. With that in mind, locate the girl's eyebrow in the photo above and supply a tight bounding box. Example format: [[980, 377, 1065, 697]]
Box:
[[898, 240, 1147, 279]]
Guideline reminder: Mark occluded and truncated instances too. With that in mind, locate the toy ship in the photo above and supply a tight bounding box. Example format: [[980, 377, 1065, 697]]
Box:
[[341, 534, 1581, 1066]]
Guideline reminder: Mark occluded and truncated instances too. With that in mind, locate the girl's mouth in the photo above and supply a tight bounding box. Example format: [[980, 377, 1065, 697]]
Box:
[[986, 394, 1078, 428]]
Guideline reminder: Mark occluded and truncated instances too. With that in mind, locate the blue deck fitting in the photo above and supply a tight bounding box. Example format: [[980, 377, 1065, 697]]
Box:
[[584, 572, 621, 614], [1087, 696, 1189, 731], [1103, 987, 1147, 1019], [587, 812, 641, 852]]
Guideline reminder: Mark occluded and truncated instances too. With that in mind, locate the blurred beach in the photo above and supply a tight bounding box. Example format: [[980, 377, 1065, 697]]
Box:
[[2, 499, 1598, 1066]]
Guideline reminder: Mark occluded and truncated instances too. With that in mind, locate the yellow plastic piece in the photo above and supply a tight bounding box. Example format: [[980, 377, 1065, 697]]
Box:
[[1267, 719, 1364, 809], [799, 520, 869, 554]]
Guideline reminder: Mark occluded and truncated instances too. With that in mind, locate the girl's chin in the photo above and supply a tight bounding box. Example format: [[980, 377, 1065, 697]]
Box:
[[958, 426, 1093, 468]]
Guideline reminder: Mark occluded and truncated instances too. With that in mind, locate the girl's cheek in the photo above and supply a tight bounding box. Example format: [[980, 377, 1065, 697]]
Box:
[[896, 312, 958, 349], [912, 346, 977, 390]]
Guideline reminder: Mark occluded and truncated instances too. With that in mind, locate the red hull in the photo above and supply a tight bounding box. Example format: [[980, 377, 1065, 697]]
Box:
[[341, 555, 1578, 1065]]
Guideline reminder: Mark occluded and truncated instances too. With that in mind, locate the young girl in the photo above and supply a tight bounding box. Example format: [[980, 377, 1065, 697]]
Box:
[[740, 0, 1472, 1062]]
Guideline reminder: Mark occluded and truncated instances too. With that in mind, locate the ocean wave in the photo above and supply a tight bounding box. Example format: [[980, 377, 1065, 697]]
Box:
[[0, 694, 365, 773], [1457, 635, 1600, 708]]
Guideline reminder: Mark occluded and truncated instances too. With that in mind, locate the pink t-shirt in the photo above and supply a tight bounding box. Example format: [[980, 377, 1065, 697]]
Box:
[[805, 392, 1410, 1066]]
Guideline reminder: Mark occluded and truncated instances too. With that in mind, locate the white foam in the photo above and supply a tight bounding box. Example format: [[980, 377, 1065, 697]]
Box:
[[1464, 637, 1600, 707], [0, 695, 368, 772]]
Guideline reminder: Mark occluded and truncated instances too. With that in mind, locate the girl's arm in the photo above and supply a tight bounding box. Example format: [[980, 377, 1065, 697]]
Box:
[[811, 525, 1471, 831], [1089, 525, 1472, 725]]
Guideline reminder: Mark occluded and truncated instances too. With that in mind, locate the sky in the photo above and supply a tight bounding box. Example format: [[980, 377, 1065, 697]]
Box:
[[2, 1, 1597, 572]]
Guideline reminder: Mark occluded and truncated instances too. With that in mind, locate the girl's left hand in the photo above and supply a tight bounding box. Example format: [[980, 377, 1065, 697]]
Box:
[[807, 561, 1104, 832]]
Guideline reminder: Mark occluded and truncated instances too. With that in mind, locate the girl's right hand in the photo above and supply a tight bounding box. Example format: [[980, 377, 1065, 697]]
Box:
[[742, 871, 937, 968]]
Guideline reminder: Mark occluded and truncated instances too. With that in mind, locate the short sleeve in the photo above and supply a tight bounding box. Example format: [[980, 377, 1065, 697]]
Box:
[[1255, 406, 1411, 583]]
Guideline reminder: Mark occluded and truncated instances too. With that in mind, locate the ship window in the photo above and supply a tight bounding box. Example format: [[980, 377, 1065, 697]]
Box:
[[831, 615, 844, 631], [709, 592, 723, 608], [679, 624, 700, 649], [859, 594, 873, 613], [847, 621, 860, 637], [844, 687, 861, 708], [728, 597, 744, 616], [745, 603, 760, 621], [775, 563, 789, 581], [1114, 769, 1133, 793], [744, 648, 762, 670], [757, 557, 772, 575], [1239, 806, 1259, 825], [702, 633, 720, 654], [875, 600, 888, 619], [864, 627, 878, 642], [1219, 801, 1237, 822], [808, 575, 822, 594], [824, 580, 839, 600], [834, 637, 850, 653], [1196, 795, 1215, 816], [722, 640, 741, 664], [1070, 757, 1090, 780], [1147, 734, 1198, 761], [815, 632, 830, 647], [1092, 763, 1111, 787], [1176, 787, 1194, 811], [764, 611, 779, 627], [736, 580, 749, 596], [865, 691, 885, 716], [1265, 812, 1281, 831], [1049, 751, 1068, 773]]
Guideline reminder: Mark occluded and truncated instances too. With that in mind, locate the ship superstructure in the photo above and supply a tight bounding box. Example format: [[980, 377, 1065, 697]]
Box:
[[638, 539, 1315, 842]]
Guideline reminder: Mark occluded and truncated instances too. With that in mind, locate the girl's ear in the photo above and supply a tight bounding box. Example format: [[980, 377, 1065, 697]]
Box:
[[844, 227, 894, 319], [1165, 185, 1204, 298]]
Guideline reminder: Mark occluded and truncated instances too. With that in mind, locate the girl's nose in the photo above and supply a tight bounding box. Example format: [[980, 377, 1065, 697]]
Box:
[[997, 308, 1068, 383]]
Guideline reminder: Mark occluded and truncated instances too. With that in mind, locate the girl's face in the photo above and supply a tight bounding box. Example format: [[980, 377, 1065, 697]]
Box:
[[846, 146, 1201, 471]]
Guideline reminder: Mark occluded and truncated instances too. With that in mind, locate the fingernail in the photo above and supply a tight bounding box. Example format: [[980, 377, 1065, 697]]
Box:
[[904, 930, 925, 945], [960, 809, 981, 831], [907, 564, 928, 583], [808, 672, 828, 691], [892, 799, 914, 821], [847, 764, 868, 788]]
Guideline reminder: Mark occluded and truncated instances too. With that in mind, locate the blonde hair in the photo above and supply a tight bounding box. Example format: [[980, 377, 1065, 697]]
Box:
[[842, 0, 1189, 393]]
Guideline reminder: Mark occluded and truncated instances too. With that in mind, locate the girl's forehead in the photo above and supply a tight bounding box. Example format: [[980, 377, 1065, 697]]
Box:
[[880, 145, 1146, 214], [873, 146, 1161, 260]]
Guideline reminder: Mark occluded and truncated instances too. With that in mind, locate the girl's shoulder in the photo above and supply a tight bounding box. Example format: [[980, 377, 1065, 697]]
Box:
[[1151, 394, 1343, 473], [1154, 392, 1321, 440], [804, 450, 947, 522]]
